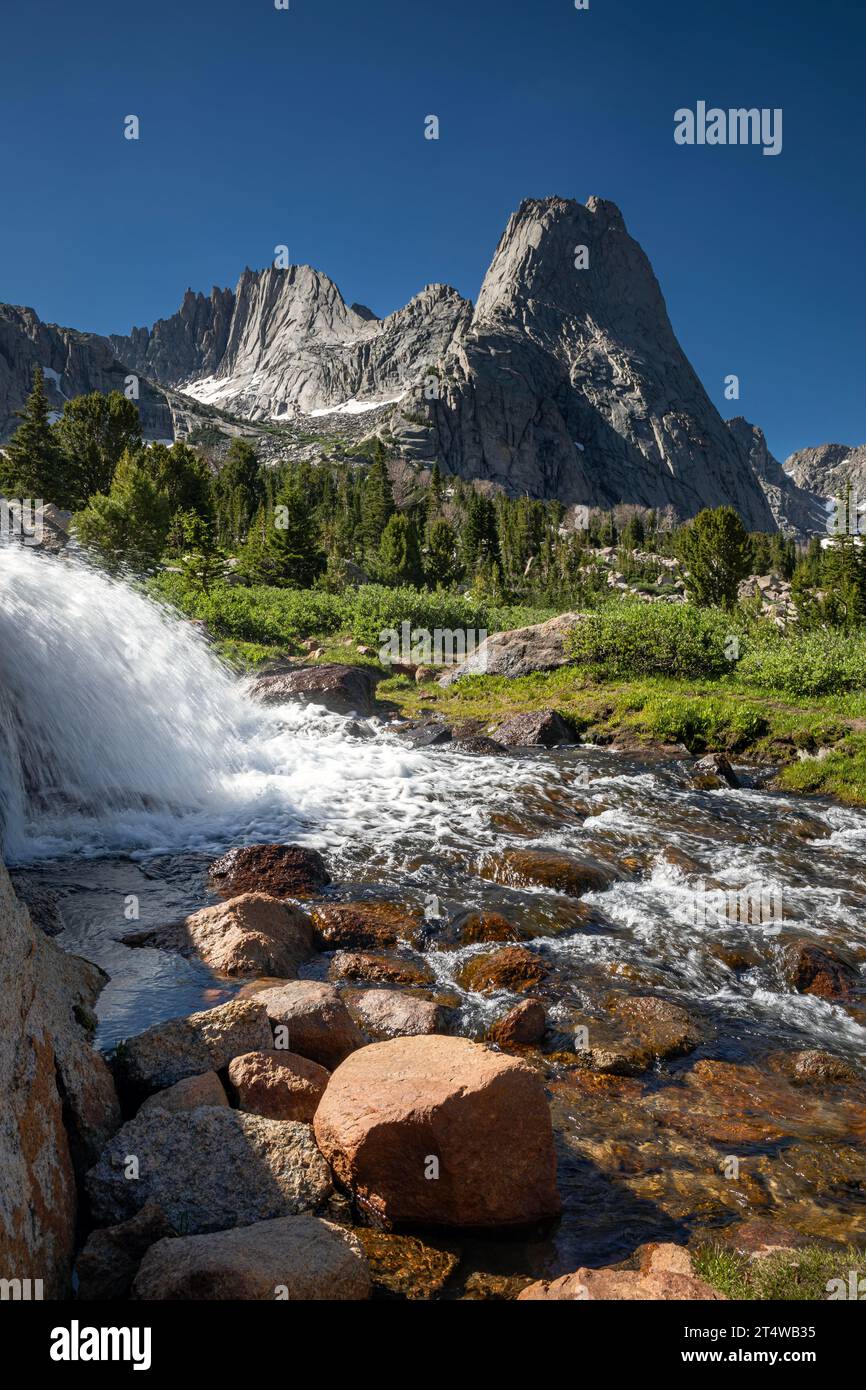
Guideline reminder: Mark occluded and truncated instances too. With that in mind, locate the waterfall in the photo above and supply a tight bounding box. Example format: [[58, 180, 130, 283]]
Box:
[[0, 543, 253, 859]]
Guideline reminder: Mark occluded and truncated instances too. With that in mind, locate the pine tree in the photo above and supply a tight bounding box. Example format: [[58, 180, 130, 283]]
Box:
[[55, 390, 141, 503], [425, 517, 460, 588], [676, 507, 750, 608], [0, 366, 69, 505], [377, 512, 423, 586], [73, 447, 170, 569], [237, 485, 325, 588], [212, 439, 264, 547], [360, 454, 395, 555]]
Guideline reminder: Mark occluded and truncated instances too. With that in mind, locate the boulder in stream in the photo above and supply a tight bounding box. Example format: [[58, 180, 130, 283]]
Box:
[[209, 843, 331, 899], [250, 662, 382, 717], [313, 1035, 560, 1228], [116, 998, 273, 1096]]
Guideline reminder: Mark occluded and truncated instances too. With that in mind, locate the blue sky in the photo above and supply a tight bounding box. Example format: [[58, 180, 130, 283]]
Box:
[[0, 0, 862, 461]]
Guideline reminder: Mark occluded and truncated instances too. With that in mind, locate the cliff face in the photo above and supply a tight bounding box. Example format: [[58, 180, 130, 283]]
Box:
[[785, 442, 866, 504], [726, 417, 828, 535], [396, 197, 777, 527], [119, 267, 472, 422], [109, 286, 235, 389], [0, 194, 851, 530], [0, 305, 173, 443], [0, 861, 119, 1298]]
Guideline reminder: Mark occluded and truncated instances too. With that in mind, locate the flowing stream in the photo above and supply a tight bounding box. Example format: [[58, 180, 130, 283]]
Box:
[[2, 542, 865, 1272]]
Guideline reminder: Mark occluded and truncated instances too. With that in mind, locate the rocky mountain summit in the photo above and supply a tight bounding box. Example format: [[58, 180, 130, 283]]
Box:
[[0, 195, 854, 532]]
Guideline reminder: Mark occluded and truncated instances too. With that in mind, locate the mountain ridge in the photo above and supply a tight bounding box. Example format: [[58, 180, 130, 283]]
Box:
[[0, 194, 852, 535]]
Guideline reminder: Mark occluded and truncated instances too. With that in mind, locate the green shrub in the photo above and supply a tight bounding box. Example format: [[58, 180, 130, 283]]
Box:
[[149, 573, 348, 645], [567, 603, 741, 681], [739, 627, 866, 697]]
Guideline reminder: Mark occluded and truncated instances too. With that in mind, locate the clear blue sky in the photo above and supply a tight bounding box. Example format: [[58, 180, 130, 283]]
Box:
[[0, 0, 862, 462]]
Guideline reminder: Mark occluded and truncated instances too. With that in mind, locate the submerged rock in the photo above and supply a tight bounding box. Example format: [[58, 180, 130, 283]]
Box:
[[779, 940, 860, 1001], [458, 946, 546, 995], [86, 1107, 333, 1233], [209, 843, 331, 899], [116, 999, 273, 1096], [133, 1215, 370, 1300], [226, 1049, 329, 1122], [329, 950, 434, 988], [311, 901, 422, 950], [481, 848, 613, 897], [429, 910, 530, 950], [313, 1035, 561, 1228], [609, 995, 702, 1062], [247, 980, 364, 1068], [354, 1228, 459, 1299]]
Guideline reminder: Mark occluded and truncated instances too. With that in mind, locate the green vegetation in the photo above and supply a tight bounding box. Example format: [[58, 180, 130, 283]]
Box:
[[693, 1243, 866, 1301], [5, 373, 866, 804]]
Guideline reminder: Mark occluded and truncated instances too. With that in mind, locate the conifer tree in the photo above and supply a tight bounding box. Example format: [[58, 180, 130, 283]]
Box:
[[0, 367, 69, 505]]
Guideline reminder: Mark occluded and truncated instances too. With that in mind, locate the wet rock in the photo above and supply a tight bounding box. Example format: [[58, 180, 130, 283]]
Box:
[[646, 1058, 842, 1146], [449, 736, 508, 755], [314, 1035, 561, 1228], [692, 753, 740, 790], [75, 1203, 175, 1300], [133, 1215, 370, 1300], [779, 940, 860, 1000], [482, 847, 614, 897], [180, 893, 316, 979], [790, 1050, 860, 1087], [398, 721, 452, 749], [86, 1107, 333, 1233], [311, 901, 422, 950], [247, 980, 364, 1068], [430, 910, 530, 950], [138, 1071, 229, 1115], [354, 1229, 459, 1299], [8, 874, 65, 936], [250, 662, 382, 716], [458, 946, 546, 995], [518, 1244, 724, 1300], [787, 814, 832, 842], [494, 710, 576, 747], [489, 999, 546, 1049], [656, 845, 702, 875], [209, 843, 331, 899], [226, 1050, 329, 1122], [329, 950, 434, 988], [116, 999, 273, 1097], [609, 995, 702, 1061], [708, 943, 762, 972], [344, 988, 448, 1040]]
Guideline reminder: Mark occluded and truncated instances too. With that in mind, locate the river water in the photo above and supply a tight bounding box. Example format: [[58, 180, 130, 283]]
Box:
[[2, 543, 865, 1276]]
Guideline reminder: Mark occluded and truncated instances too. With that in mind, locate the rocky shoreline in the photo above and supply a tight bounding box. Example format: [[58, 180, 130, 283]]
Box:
[[3, 820, 865, 1302]]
